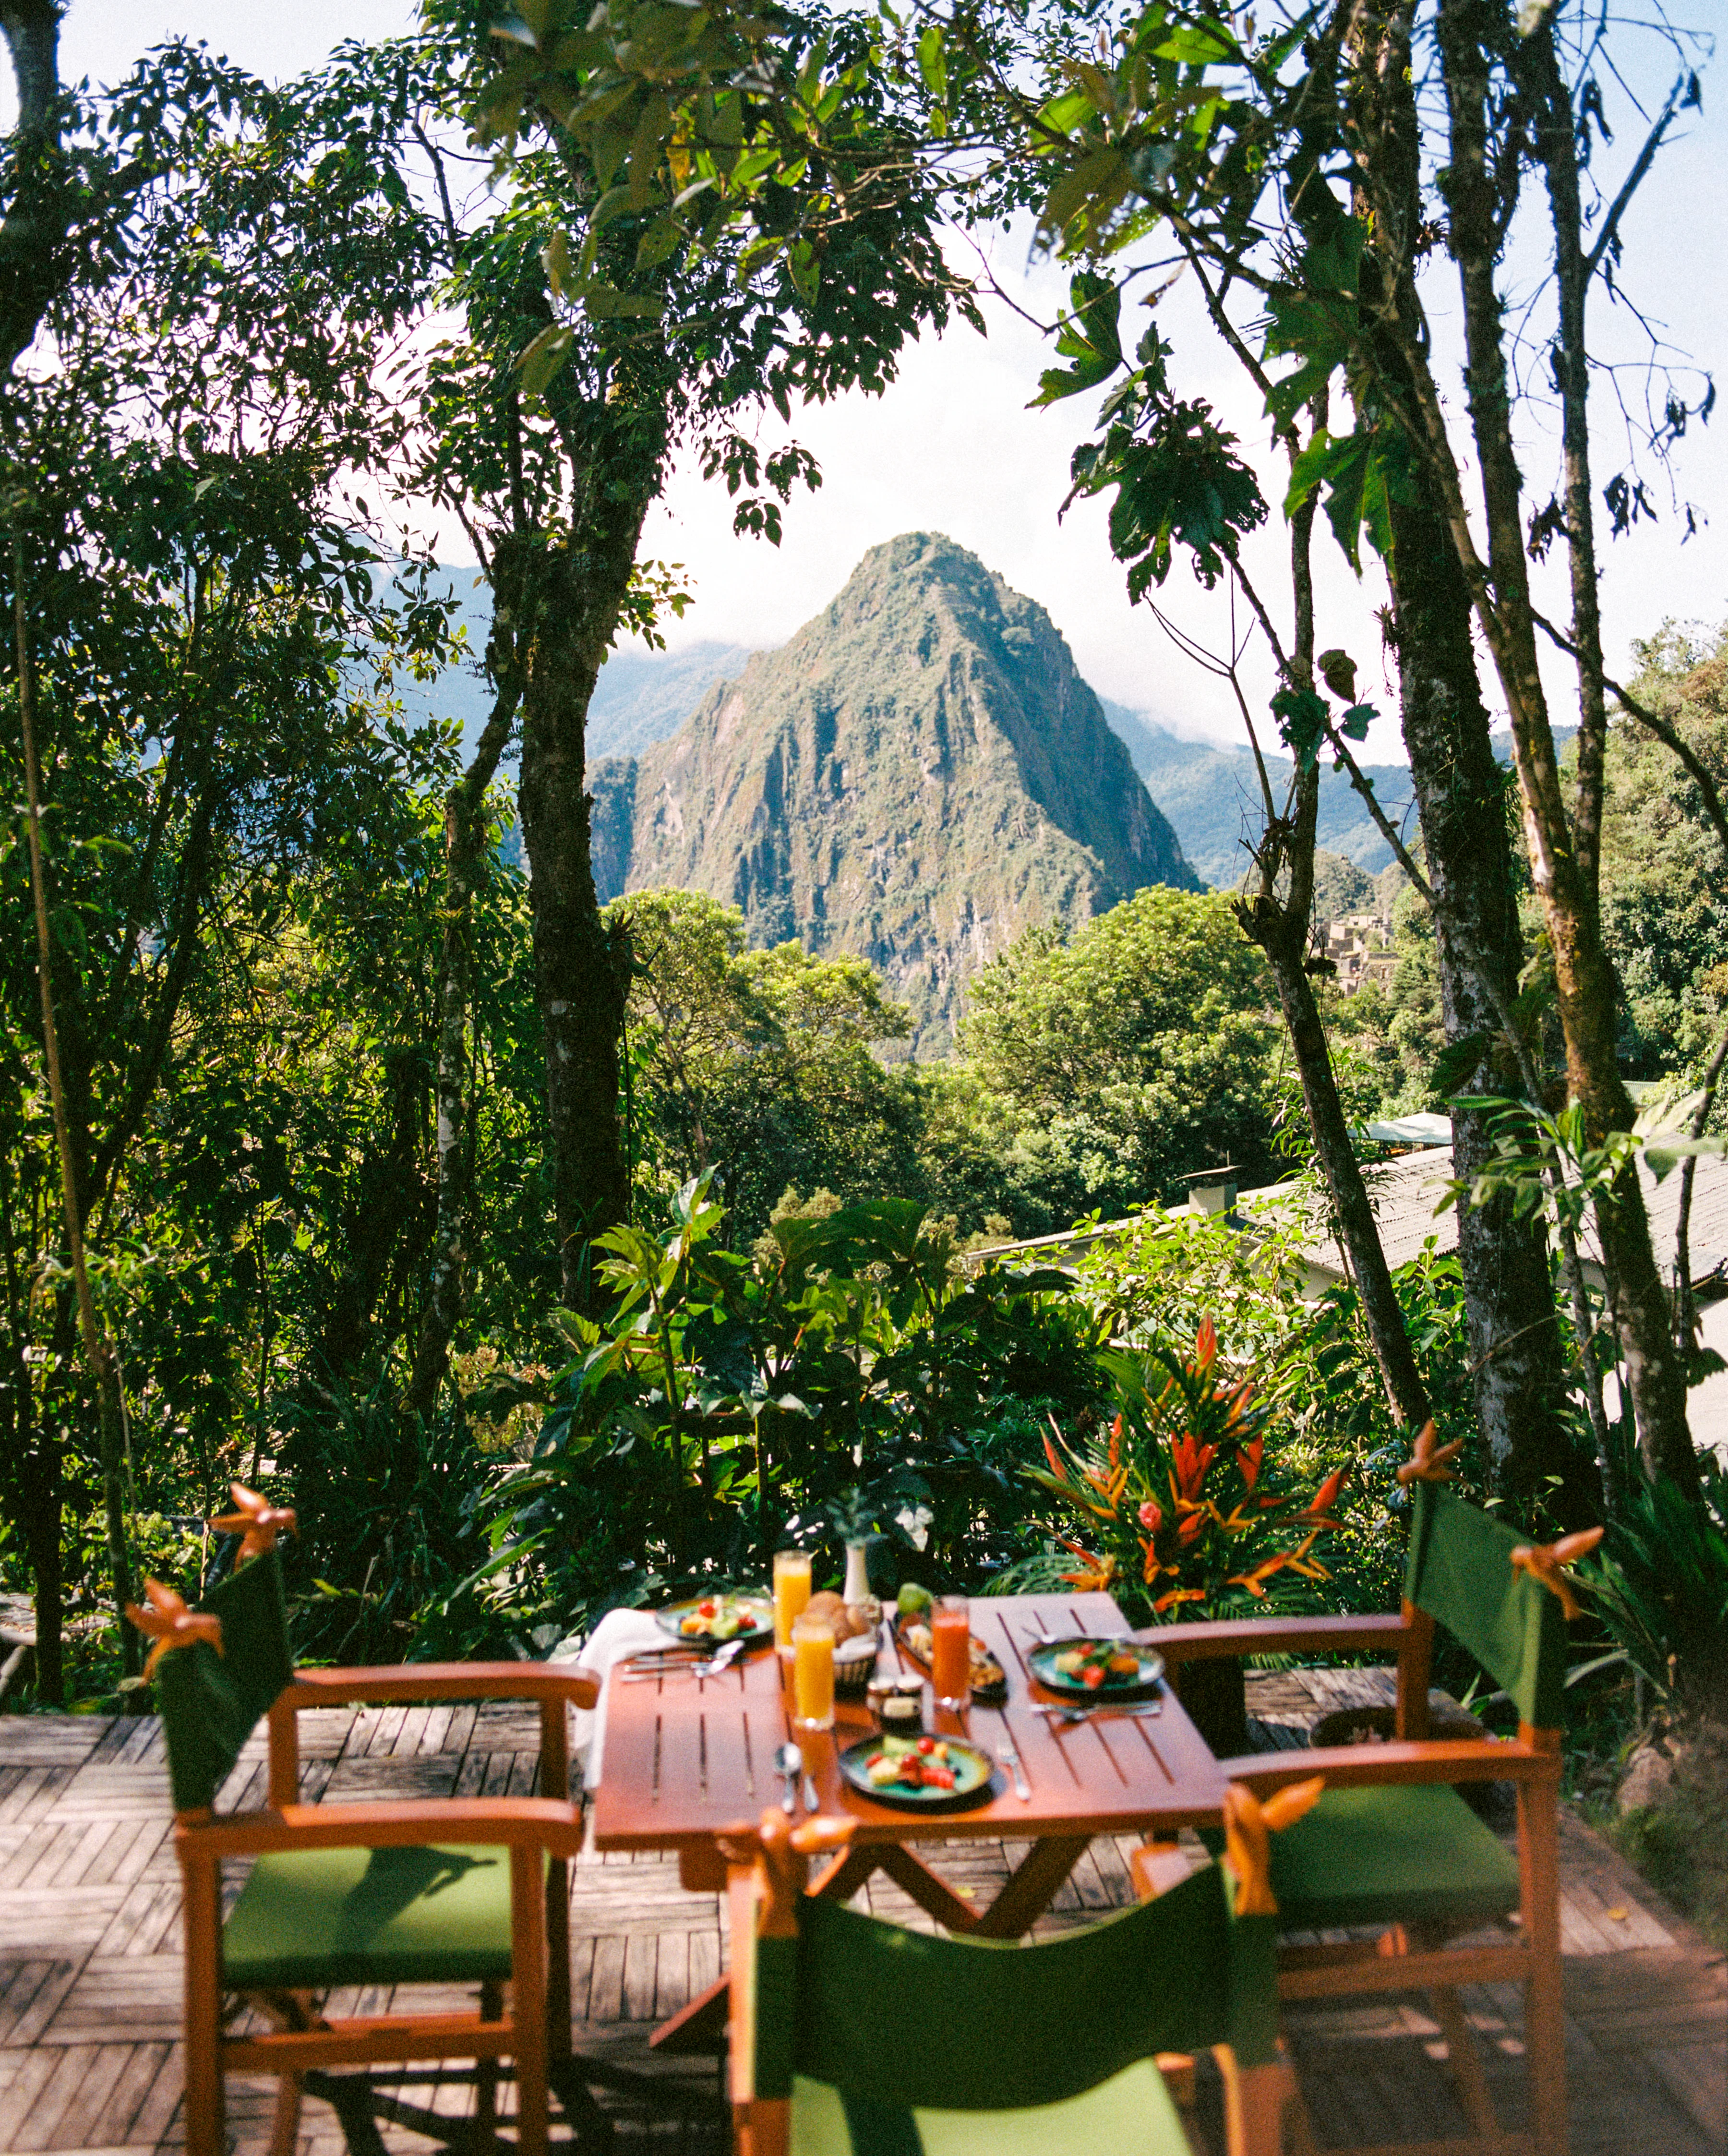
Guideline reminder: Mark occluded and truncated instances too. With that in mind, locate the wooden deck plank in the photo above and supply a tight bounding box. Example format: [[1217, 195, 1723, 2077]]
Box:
[[0, 1678, 1719, 2155]]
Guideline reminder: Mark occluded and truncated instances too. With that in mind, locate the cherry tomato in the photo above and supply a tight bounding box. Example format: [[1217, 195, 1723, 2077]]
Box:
[[928, 1767, 955, 1790], [916, 1735, 935, 1754], [1082, 1665, 1105, 1689], [696, 1600, 718, 1618]]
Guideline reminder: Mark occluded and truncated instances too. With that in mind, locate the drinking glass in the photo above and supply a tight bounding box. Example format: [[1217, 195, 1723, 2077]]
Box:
[[772, 1548, 813, 1652], [930, 1594, 971, 1710], [791, 1614, 835, 1732]]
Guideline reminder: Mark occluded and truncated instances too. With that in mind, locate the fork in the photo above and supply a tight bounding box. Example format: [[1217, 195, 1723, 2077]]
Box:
[[1034, 1699, 1163, 1725], [995, 1738, 1032, 1801], [620, 1640, 744, 1683]]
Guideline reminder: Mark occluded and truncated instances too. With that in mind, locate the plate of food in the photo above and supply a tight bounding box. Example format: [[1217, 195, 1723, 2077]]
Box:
[[838, 1733, 996, 1812], [653, 1592, 774, 1646], [1028, 1636, 1165, 1699], [891, 1590, 1008, 1703]]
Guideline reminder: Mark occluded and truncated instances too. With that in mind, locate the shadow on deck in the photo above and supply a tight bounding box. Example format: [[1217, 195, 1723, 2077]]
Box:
[[0, 1667, 1719, 2154]]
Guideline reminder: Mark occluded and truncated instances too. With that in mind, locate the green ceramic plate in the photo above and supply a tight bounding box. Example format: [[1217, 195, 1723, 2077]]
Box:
[[838, 1734, 997, 1812], [1029, 1636, 1165, 1700], [653, 1595, 774, 1647]]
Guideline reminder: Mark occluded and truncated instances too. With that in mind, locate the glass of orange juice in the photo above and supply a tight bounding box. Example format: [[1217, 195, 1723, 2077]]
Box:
[[790, 1613, 835, 1732], [772, 1548, 812, 1653], [930, 1595, 971, 1710]]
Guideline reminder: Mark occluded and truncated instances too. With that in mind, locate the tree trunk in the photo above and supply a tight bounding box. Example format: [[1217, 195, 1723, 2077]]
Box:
[[1244, 876, 1432, 1432], [0, 0, 70, 376], [314, 1048, 429, 1385], [404, 678, 523, 1415], [19, 1448, 61, 1704], [1344, 0, 1571, 1500], [516, 458, 661, 1313], [1434, 0, 1696, 1494]]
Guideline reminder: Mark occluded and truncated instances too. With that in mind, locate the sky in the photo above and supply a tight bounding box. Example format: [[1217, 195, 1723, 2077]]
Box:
[[9, 0, 1725, 758]]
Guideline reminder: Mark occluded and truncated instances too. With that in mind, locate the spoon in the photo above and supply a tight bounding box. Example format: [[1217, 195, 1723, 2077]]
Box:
[[774, 1741, 802, 1816]]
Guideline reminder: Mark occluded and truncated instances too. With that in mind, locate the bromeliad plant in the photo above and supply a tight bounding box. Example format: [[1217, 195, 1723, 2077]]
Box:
[[1020, 1319, 1345, 1625]]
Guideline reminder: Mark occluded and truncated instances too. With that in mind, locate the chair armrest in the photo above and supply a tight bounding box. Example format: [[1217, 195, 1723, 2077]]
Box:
[[277, 1662, 600, 1712], [1152, 1614, 1411, 1663], [174, 1795, 587, 1860], [1217, 1738, 1558, 1790]]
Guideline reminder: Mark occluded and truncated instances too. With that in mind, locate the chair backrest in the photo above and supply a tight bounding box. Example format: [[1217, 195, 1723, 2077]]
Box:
[[1404, 1482, 1568, 1728], [154, 1549, 295, 1813], [743, 1859, 1278, 2118]]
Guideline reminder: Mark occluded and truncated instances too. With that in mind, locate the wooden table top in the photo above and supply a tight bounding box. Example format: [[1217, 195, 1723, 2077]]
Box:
[[590, 1591, 1228, 1855]]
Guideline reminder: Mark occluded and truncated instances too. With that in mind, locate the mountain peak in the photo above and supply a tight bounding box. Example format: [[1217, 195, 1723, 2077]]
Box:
[[592, 539, 1198, 1052]]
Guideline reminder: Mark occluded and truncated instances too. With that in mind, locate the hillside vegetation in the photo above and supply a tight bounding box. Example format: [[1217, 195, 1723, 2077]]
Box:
[[591, 533, 1197, 1049]]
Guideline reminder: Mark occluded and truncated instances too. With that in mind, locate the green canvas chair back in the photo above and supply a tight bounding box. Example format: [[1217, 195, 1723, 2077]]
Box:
[[745, 1859, 1278, 2129], [1404, 1482, 1568, 1728], [154, 1550, 295, 1814]]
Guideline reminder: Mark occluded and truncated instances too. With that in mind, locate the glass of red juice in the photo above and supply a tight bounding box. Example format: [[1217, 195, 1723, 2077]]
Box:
[[929, 1595, 971, 1710]]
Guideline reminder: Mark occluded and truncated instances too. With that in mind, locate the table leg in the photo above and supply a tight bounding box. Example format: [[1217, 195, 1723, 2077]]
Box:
[[649, 1975, 730, 2054], [808, 1843, 884, 1904], [968, 1835, 1091, 1939], [873, 1844, 984, 1934]]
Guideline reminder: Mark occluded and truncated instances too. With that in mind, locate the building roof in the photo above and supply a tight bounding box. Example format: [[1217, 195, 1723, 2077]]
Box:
[[1241, 1143, 1728, 1291]]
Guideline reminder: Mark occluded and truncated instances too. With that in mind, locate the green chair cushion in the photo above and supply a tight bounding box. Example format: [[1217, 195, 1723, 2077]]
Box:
[[1268, 1783, 1522, 1934], [788, 2059, 1193, 2156], [222, 1842, 520, 1991]]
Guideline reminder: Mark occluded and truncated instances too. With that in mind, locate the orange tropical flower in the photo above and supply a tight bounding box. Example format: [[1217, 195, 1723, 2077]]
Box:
[[1153, 1585, 1207, 1613], [1227, 1552, 1290, 1598], [1236, 1436, 1264, 1491], [126, 1579, 223, 1679], [1171, 1434, 1216, 1502], [1395, 1420, 1465, 1487], [211, 1483, 298, 1561], [1296, 1465, 1347, 1522], [1193, 1317, 1218, 1372], [1511, 1528, 1604, 1622]]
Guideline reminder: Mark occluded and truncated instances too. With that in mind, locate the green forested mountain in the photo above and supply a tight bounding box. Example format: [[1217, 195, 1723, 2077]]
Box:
[[592, 533, 1199, 1050], [1098, 700, 1417, 884]]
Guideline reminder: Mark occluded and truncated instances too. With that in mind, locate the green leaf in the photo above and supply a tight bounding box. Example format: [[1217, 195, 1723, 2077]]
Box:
[[516, 321, 575, 396], [1271, 687, 1329, 773], [916, 23, 947, 100], [1029, 270, 1123, 407]]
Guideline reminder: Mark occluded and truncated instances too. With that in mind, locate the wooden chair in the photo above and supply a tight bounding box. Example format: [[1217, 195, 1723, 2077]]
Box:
[[722, 1801, 1306, 2156], [131, 1511, 603, 2156], [1155, 1462, 1586, 2156]]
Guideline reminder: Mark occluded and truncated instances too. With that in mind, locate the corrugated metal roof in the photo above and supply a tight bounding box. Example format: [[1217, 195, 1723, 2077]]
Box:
[[1241, 1144, 1728, 1287]]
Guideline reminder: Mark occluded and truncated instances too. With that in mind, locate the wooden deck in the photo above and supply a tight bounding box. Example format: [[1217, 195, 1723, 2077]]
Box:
[[0, 1671, 1719, 2155]]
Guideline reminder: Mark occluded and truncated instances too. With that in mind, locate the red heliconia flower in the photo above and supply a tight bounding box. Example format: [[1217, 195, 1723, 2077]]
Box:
[[1171, 1434, 1217, 1502], [1042, 1425, 1069, 1483], [1177, 1509, 1206, 1545], [1108, 1414, 1123, 1472], [1297, 1465, 1348, 1522], [1236, 1436, 1264, 1492], [1193, 1317, 1218, 1373], [1138, 1496, 1163, 1534]]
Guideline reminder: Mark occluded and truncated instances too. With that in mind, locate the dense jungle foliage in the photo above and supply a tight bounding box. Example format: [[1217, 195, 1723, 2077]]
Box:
[[0, 8, 1724, 1960]]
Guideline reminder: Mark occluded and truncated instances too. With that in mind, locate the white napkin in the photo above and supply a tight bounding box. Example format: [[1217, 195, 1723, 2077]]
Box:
[[548, 1607, 676, 1791]]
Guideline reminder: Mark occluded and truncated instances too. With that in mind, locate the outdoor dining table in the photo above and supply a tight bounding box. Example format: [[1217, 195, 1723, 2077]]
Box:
[[588, 1590, 1230, 2045]]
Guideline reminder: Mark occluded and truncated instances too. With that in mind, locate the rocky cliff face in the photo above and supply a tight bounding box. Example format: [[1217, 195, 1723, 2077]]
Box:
[[592, 533, 1197, 1051]]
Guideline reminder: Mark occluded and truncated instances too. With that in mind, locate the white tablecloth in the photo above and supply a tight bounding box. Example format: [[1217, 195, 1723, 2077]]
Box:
[[549, 1607, 675, 1791]]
